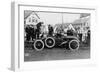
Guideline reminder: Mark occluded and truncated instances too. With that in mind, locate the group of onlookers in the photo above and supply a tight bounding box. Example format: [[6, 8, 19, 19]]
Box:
[[25, 22, 43, 41], [25, 22, 90, 46], [25, 22, 54, 41]]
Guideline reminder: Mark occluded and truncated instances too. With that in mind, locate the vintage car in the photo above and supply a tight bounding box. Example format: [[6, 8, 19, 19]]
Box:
[[32, 34, 80, 51], [24, 24, 80, 51]]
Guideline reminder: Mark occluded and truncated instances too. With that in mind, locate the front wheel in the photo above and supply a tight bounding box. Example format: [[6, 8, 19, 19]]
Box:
[[69, 40, 79, 51]]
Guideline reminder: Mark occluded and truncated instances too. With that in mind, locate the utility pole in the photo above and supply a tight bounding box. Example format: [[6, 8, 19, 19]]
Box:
[[62, 13, 63, 25]]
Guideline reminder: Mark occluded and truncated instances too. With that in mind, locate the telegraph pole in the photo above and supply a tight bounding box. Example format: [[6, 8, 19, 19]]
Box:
[[62, 13, 63, 25]]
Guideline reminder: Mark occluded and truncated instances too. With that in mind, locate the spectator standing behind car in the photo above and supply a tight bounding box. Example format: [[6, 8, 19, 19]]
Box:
[[78, 28, 83, 42], [30, 25, 36, 41], [36, 22, 43, 39], [87, 30, 90, 46], [25, 25, 31, 41], [48, 24, 54, 36]]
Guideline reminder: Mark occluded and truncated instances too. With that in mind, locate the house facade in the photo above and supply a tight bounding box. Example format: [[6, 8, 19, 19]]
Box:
[[73, 15, 90, 34], [24, 12, 40, 25]]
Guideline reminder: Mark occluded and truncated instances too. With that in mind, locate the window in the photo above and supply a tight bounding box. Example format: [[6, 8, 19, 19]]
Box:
[[29, 18, 31, 22]]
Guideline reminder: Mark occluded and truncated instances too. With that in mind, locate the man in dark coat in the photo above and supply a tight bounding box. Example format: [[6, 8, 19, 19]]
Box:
[[67, 29, 73, 36], [25, 25, 31, 41], [36, 22, 43, 39], [48, 24, 54, 36], [30, 25, 36, 40]]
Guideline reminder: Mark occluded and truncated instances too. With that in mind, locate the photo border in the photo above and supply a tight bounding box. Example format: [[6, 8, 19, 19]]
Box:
[[11, 2, 97, 71]]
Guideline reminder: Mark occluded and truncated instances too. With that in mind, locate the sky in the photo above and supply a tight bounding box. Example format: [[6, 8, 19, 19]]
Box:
[[37, 12, 81, 26], [24, 11, 83, 26]]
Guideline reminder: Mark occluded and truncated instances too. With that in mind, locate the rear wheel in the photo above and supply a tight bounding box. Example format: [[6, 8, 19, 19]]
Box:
[[45, 37, 55, 48], [34, 40, 44, 51], [69, 40, 79, 51]]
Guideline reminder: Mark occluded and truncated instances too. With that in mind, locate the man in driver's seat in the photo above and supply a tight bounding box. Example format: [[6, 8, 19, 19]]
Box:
[[67, 29, 74, 36]]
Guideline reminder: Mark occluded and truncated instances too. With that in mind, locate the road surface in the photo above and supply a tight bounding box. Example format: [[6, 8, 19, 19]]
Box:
[[24, 46, 90, 62]]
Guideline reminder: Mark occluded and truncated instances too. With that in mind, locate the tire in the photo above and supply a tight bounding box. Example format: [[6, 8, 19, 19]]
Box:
[[34, 40, 44, 51], [69, 40, 79, 51], [45, 37, 55, 48]]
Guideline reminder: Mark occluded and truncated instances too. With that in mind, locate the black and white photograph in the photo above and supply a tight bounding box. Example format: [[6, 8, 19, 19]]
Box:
[[24, 10, 90, 62]]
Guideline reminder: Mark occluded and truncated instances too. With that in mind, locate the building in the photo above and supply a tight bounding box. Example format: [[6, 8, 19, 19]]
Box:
[[72, 14, 90, 42], [73, 15, 90, 34], [24, 11, 40, 25]]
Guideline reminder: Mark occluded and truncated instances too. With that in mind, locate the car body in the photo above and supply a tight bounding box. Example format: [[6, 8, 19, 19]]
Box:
[[25, 33, 80, 51]]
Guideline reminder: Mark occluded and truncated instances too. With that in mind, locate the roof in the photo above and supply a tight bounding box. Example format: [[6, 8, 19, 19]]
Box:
[[73, 16, 90, 24], [24, 11, 40, 19], [54, 23, 75, 31]]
